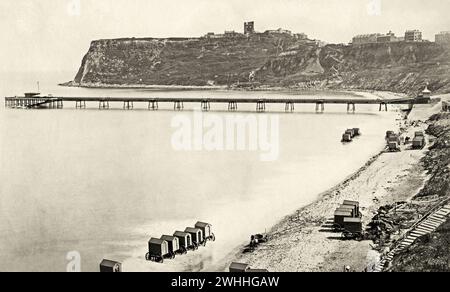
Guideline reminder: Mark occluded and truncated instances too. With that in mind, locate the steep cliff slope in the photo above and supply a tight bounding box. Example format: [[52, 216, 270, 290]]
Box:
[[72, 35, 304, 87], [68, 35, 450, 95], [257, 42, 450, 94], [389, 113, 450, 272]]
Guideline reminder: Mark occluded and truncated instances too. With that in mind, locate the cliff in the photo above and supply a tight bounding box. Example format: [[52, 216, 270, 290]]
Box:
[[389, 112, 450, 272], [68, 35, 450, 95]]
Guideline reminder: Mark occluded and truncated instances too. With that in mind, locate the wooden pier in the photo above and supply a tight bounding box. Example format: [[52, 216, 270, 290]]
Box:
[[4, 95, 428, 112], [4, 96, 63, 109]]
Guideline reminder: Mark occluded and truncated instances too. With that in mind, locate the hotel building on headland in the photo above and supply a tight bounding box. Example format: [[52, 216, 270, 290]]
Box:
[[404, 30, 423, 42], [352, 33, 382, 45], [435, 31, 450, 45], [352, 31, 401, 45], [352, 30, 423, 45], [376, 31, 401, 43]]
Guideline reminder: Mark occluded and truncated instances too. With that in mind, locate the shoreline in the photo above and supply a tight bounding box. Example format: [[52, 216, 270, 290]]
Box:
[[213, 150, 386, 272], [58, 82, 406, 99], [228, 98, 442, 272]]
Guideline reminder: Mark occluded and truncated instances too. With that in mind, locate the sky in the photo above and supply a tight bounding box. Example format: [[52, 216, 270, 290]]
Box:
[[1, 0, 450, 73]]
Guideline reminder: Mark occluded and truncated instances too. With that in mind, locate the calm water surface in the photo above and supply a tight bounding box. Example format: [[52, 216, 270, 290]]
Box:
[[0, 72, 400, 271]]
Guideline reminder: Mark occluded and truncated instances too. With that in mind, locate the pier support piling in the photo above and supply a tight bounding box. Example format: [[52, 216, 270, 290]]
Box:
[[379, 102, 388, 112], [99, 100, 110, 110], [347, 103, 356, 113], [174, 101, 184, 111], [76, 100, 86, 109], [201, 100, 211, 112], [228, 101, 238, 112], [315, 102, 325, 113], [256, 100, 266, 113], [148, 100, 159, 110], [123, 101, 134, 110], [285, 101, 295, 112]]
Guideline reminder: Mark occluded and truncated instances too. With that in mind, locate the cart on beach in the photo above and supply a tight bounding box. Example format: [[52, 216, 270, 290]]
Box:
[[195, 222, 216, 243], [174, 231, 198, 251], [100, 259, 122, 272], [341, 218, 365, 241], [333, 209, 353, 231], [343, 200, 360, 217], [161, 235, 185, 256], [146, 238, 173, 263], [185, 227, 205, 247]]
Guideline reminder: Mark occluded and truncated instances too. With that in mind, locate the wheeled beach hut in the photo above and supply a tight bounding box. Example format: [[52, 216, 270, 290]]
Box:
[[344, 217, 363, 233], [337, 205, 355, 217], [195, 222, 216, 242], [412, 137, 426, 149], [229, 262, 251, 273], [343, 200, 360, 217], [345, 129, 355, 138], [99, 259, 122, 272], [415, 131, 425, 138], [146, 238, 170, 263], [387, 134, 401, 144], [342, 133, 352, 142], [342, 217, 364, 240], [334, 210, 353, 230], [161, 235, 182, 256], [174, 231, 196, 251], [185, 227, 204, 246]]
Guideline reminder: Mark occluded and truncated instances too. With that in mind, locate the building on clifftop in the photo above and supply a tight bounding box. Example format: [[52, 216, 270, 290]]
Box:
[[377, 31, 400, 43], [352, 33, 382, 45], [436, 31, 450, 45], [264, 28, 292, 36], [417, 85, 432, 103], [244, 21, 255, 35], [405, 30, 423, 42]]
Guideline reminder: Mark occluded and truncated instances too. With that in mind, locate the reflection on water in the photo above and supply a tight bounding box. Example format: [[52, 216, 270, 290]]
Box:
[[0, 72, 400, 271]]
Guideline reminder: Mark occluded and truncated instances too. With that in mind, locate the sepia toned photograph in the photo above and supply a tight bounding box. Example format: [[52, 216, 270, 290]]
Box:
[[1, 0, 450, 278]]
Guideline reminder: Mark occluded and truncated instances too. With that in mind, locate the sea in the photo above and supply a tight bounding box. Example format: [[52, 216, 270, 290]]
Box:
[[0, 71, 401, 272]]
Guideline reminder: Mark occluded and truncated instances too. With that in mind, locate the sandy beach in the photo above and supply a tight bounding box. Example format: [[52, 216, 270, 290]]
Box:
[[230, 95, 445, 272]]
